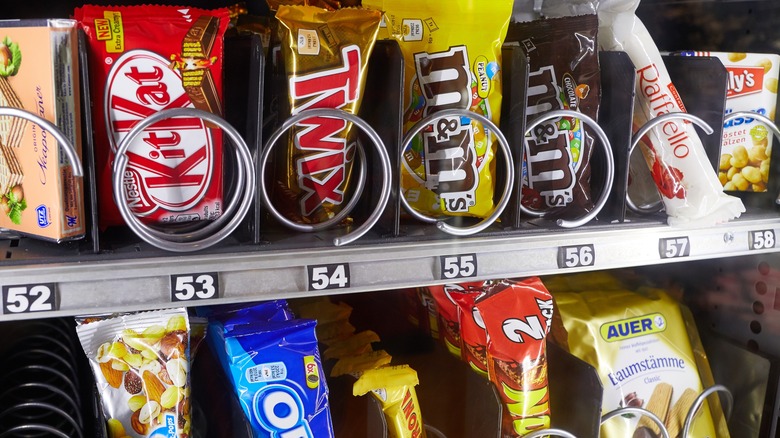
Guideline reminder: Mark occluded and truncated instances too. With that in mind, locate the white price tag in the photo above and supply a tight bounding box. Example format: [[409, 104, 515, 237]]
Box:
[[557, 245, 595, 268], [170, 273, 219, 302], [307, 264, 350, 291], [2, 283, 58, 314], [439, 254, 478, 280]]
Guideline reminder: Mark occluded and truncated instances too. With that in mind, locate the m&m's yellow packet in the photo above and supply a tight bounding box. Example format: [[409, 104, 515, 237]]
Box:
[[364, 0, 513, 218]]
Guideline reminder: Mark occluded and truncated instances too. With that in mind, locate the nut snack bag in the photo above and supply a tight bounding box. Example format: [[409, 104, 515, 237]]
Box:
[[0, 19, 84, 241], [598, 0, 745, 226], [475, 278, 553, 436], [555, 288, 724, 438], [677, 51, 780, 192], [207, 317, 336, 437], [353, 364, 428, 438], [273, 6, 381, 224], [506, 15, 601, 219], [76, 308, 192, 438], [364, 0, 513, 219], [75, 5, 229, 228]]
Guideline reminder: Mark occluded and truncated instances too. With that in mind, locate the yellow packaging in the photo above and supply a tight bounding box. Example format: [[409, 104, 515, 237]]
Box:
[[275, 6, 381, 223], [331, 348, 392, 377], [353, 364, 427, 438], [556, 288, 724, 438], [364, 0, 513, 218], [323, 330, 380, 360]]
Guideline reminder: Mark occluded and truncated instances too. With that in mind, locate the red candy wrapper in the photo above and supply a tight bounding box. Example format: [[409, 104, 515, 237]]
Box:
[[448, 283, 490, 378], [428, 284, 464, 358], [476, 278, 553, 436], [75, 5, 229, 228]]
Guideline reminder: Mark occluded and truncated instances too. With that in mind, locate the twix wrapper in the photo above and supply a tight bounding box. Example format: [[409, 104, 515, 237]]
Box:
[[475, 278, 553, 436], [274, 6, 380, 223], [365, 0, 513, 218]]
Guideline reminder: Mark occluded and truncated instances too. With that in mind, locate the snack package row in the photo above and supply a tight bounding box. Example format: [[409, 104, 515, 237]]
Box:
[[426, 278, 554, 436], [546, 272, 731, 438]]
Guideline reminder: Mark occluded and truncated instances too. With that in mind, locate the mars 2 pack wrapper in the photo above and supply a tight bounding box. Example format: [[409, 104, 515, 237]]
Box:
[[0, 19, 84, 242], [75, 5, 229, 228], [273, 6, 380, 224], [475, 278, 553, 437]]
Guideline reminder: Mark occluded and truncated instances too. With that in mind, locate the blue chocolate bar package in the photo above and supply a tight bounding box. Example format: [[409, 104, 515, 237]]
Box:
[[207, 313, 334, 437]]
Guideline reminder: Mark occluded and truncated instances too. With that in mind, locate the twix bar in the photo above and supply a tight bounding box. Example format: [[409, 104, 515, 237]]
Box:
[[274, 5, 380, 223]]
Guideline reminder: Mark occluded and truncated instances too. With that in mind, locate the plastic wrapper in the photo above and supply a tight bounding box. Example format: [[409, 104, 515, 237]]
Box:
[[555, 287, 727, 438], [475, 278, 553, 436], [597, 0, 744, 226], [273, 5, 381, 224], [506, 14, 601, 219], [677, 51, 780, 192], [331, 348, 392, 378], [206, 317, 335, 437], [427, 284, 466, 358], [75, 5, 229, 228], [76, 308, 193, 438], [447, 283, 490, 378], [365, 0, 513, 218], [323, 330, 380, 360], [353, 364, 428, 438]]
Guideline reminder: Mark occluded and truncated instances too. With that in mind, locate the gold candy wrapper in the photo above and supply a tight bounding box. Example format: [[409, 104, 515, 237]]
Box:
[[274, 6, 381, 223], [364, 0, 513, 218], [353, 364, 427, 438], [332, 348, 392, 377]]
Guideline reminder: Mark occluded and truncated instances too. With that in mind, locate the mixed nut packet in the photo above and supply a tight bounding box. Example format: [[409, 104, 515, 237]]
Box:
[[353, 364, 428, 438], [364, 0, 514, 219], [506, 14, 601, 220], [76, 308, 192, 438], [272, 5, 381, 225], [475, 278, 553, 437]]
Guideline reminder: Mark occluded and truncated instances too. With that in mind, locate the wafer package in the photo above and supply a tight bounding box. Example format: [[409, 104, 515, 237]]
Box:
[[0, 19, 84, 241], [272, 5, 381, 224], [75, 5, 229, 228], [365, 0, 513, 219], [677, 51, 780, 192], [555, 288, 726, 438], [475, 278, 553, 436]]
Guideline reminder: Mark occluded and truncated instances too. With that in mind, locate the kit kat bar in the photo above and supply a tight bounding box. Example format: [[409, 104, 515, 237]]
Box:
[[183, 15, 218, 59]]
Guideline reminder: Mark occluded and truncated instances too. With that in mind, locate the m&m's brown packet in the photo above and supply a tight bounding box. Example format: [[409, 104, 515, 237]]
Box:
[[274, 6, 380, 223], [475, 278, 553, 436], [505, 15, 601, 219], [364, 0, 513, 219]]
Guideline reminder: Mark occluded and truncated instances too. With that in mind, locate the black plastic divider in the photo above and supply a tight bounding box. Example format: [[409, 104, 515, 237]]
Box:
[[547, 342, 603, 437], [663, 55, 728, 172], [353, 39, 404, 238], [500, 45, 530, 229], [223, 33, 266, 245], [596, 51, 636, 223], [77, 30, 100, 254]]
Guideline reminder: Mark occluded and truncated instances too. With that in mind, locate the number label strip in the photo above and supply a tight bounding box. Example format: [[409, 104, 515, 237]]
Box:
[[659, 237, 690, 259], [2, 283, 58, 314], [557, 245, 595, 269], [439, 254, 478, 280], [170, 273, 220, 302], [307, 263, 351, 291], [750, 229, 776, 250]]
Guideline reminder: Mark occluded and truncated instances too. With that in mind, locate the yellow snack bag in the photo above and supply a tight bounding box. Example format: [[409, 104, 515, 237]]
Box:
[[353, 364, 427, 438], [324, 330, 381, 360], [556, 288, 724, 438], [364, 0, 513, 218]]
